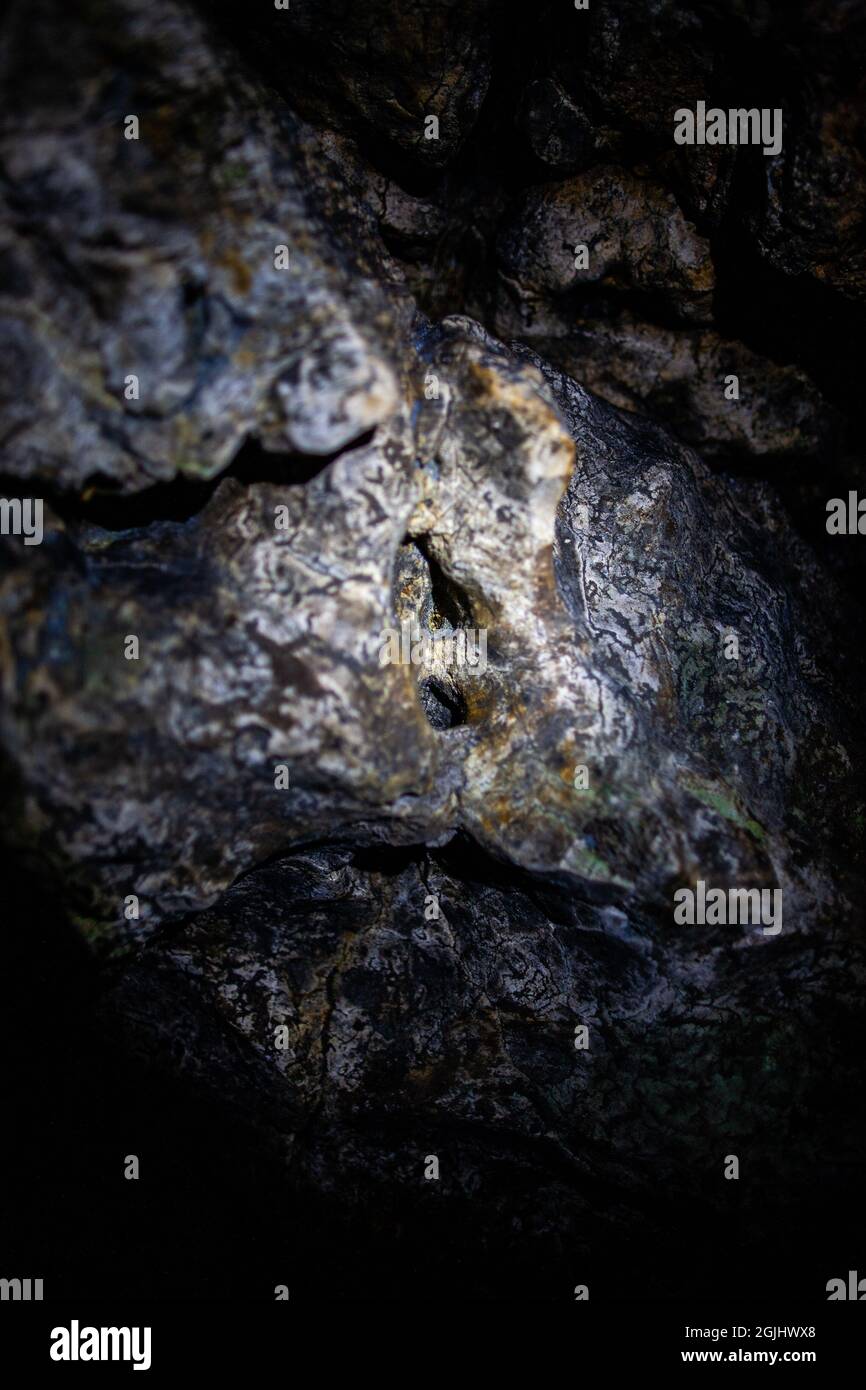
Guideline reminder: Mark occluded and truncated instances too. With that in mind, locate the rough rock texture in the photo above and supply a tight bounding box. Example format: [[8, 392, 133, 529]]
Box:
[[0, 0, 404, 491], [3, 310, 856, 941], [100, 841, 866, 1294], [1, 0, 865, 1298], [516, 77, 623, 175], [496, 167, 716, 323], [516, 312, 834, 460], [204, 0, 497, 174]]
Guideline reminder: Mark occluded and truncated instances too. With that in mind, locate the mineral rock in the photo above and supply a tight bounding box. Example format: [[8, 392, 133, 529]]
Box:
[[1, 0, 864, 1301], [1, 310, 856, 946], [508, 311, 834, 460], [0, 0, 402, 493], [495, 168, 715, 325]]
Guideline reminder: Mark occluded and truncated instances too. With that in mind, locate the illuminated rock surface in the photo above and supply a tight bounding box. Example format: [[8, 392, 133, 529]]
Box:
[[1, 0, 864, 1299]]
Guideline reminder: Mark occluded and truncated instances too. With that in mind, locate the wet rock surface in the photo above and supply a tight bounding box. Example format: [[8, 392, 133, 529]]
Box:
[[1, 0, 864, 1298]]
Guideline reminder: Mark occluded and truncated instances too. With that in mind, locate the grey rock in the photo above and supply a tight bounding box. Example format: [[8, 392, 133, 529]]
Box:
[[516, 78, 623, 174], [1, 0, 864, 1298], [1, 311, 856, 948], [203, 0, 496, 173], [100, 839, 866, 1270], [0, 0, 402, 493], [747, 90, 866, 304], [508, 310, 834, 460], [495, 168, 715, 326]]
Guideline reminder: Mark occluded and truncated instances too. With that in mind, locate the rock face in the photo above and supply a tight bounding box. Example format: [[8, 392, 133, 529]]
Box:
[[205, 0, 497, 174], [519, 312, 834, 461], [1, 0, 864, 1298], [3, 311, 855, 940], [496, 167, 716, 322], [0, 0, 403, 492], [102, 841, 866, 1295]]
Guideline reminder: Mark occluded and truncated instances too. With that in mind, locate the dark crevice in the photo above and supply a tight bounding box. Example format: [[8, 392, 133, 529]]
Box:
[[709, 231, 866, 411], [393, 533, 477, 730], [0, 429, 376, 535], [431, 830, 607, 927], [409, 530, 475, 628], [418, 676, 467, 730], [350, 843, 425, 877]]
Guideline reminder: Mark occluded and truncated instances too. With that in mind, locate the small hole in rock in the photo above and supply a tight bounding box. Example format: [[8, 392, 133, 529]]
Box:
[[420, 677, 467, 730]]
